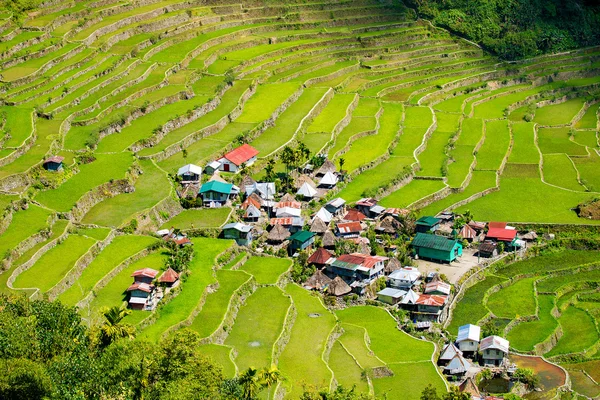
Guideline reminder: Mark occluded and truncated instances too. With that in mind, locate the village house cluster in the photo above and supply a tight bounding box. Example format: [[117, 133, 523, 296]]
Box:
[[161, 146, 539, 319], [438, 323, 516, 400]]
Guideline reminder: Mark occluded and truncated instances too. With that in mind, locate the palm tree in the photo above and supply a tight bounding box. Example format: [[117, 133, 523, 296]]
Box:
[[338, 157, 345, 172], [280, 146, 296, 188], [265, 159, 275, 181], [462, 209, 474, 223], [100, 303, 136, 346], [239, 367, 261, 399], [298, 142, 310, 163], [258, 365, 281, 400]]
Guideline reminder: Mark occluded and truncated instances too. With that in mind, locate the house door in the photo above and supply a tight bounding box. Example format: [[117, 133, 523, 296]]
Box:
[[223, 163, 230, 172]]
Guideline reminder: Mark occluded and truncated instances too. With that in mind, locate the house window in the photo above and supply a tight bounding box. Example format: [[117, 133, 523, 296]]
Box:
[[496, 350, 500, 356]]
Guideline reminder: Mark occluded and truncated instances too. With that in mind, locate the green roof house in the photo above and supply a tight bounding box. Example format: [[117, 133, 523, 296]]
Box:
[[288, 230, 316, 256], [415, 216, 441, 233], [411, 233, 462, 263], [199, 181, 233, 205]]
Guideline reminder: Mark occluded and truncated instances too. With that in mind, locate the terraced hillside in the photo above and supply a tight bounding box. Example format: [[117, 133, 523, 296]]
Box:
[[1, 0, 600, 397], [448, 248, 600, 398]]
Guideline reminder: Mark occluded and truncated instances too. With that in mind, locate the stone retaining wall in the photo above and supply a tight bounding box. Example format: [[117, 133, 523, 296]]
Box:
[[76, 247, 154, 310], [46, 230, 118, 300], [143, 82, 256, 162], [70, 179, 135, 222], [50, 57, 139, 115], [6, 44, 85, 87], [93, 88, 186, 147], [6, 218, 69, 291], [202, 277, 257, 344], [130, 82, 228, 152], [137, 195, 183, 233], [0, 31, 51, 62], [72, 63, 166, 126]]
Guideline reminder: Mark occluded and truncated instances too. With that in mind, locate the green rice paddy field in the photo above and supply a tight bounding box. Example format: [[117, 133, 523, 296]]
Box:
[[1, 0, 600, 397], [449, 249, 600, 397]]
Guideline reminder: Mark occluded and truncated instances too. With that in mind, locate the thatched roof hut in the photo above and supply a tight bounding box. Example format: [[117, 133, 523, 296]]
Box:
[[520, 231, 538, 241], [280, 193, 296, 203], [357, 241, 371, 255], [458, 377, 480, 398], [315, 160, 336, 177], [310, 217, 328, 234], [304, 269, 332, 291], [376, 216, 402, 234], [268, 224, 290, 243], [323, 230, 336, 249], [384, 258, 401, 274], [327, 276, 351, 296], [295, 174, 317, 190], [239, 175, 257, 193]]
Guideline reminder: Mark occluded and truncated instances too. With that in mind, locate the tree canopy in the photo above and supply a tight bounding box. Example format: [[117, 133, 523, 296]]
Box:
[[405, 0, 600, 60]]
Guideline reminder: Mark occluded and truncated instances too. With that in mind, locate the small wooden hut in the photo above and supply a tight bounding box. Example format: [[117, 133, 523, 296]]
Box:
[[267, 224, 290, 244], [327, 276, 351, 296], [310, 217, 328, 234], [304, 269, 332, 291]]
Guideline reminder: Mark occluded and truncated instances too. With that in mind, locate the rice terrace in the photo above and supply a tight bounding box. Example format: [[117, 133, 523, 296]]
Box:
[[0, 0, 599, 398]]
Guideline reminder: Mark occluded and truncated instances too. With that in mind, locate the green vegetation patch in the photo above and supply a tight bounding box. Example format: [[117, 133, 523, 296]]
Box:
[[543, 154, 585, 191], [138, 238, 233, 341], [278, 284, 336, 398], [487, 277, 537, 319], [82, 160, 171, 227], [537, 127, 587, 156], [533, 98, 586, 126], [235, 82, 299, 124], [59, 235, 157, 306], [448, 275, 507, 333], [509, 122, 539, 163], [572, 151, 600, 192], [0, 205, 52, 261], [476, 120, 510, 171], [329, 341, 369, 393], [225, 286, 290, 371], [189, 269, 251, 338], [380, 179, 446, 208], [546, 306, 598, 356], [13, 234, 96, 293], [252, 87, 329, 155], [575, 103, 600, 129], [239, 256, 291, 285], [161, 208, 231, 230], [35, 153, 133, 212]]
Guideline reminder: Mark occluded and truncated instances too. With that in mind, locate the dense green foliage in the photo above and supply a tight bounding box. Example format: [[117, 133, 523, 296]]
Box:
[[407, 0, 600, 59]]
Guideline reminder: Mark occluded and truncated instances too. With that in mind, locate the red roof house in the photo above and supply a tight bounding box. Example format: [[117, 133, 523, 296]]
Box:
[[336, 221, 362, 238], [241, 196, 261, 210], [416, 294, 448, 307], [488, 221, 507, 229], [486, 227, 517, 242], [343, 209, 366, 222], [276, 201, 301, 209], [218, 144, 259, 172], [132, 268, 159, 284], [127, 282, 153, 293], [158, 267, 180, 286], [307, 247, 334, 266]]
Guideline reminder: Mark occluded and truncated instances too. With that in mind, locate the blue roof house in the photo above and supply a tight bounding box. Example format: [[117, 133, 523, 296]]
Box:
[[200, 181, 233, 205]]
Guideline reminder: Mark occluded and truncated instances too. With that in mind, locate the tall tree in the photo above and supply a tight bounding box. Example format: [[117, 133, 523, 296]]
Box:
[[239, 367, 261, 399], [100, 303, 135, 346], [259, 365, 281, 399]]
